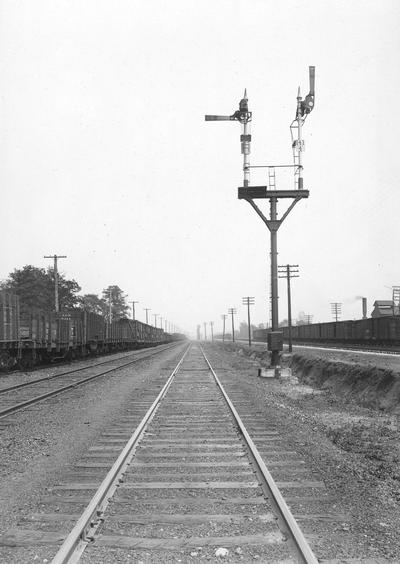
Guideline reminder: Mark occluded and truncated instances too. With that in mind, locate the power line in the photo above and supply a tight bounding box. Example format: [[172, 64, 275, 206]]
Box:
[[278, 264, 299, 352], [221, 314, 227, 343], [242, 297, 255, 347], [143, 308, 151, 324], [330, 302, 342, 322], [228, 308, 237, 342], [43, 254, 67, 313], [129, 300, 139, 321]]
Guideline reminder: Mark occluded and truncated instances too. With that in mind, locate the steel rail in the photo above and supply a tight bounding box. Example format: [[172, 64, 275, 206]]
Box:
[[233, 337, 400, 356], [0, 344, 176, 396], [51, 343, 192, 564], [200, 346, 319, 564], [292, 343, 400, 356], [0, 343, 183, 421]]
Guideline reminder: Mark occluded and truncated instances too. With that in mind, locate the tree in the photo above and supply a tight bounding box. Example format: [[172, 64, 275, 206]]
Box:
[[102, 285, 129, 321], [80, 294, 108, 316], [1, 265, 81, 312], [47, 268, 81, 310]]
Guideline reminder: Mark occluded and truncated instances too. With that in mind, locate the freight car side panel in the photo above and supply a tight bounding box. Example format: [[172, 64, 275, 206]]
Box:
[[336, 320, 352, 340], [0, 292, 19, 342], [62, 314, 84, 347], [20, 310, 53, 345], [375, 317, 400, 342], [85, 311, 106, 343], [351, 319, 372, 342], [319, 322, 337, 340]]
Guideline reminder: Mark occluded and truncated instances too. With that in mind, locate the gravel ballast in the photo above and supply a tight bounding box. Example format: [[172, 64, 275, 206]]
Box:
[[1, 341, 399, 562], [0, 344, 186, 552], [205, 342, 400, 562]]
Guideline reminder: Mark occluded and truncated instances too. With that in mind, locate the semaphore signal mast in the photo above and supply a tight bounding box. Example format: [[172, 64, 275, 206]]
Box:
[[205, 67, 315, 373]]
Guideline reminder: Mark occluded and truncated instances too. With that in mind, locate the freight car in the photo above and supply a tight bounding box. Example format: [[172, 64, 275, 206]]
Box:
[[0, 291, 173, 370], [284, 317, 400, 348], [253, 317, 400, 349]]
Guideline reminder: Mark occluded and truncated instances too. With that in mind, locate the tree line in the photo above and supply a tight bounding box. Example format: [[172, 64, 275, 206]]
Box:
[[0, 265, 129, 319]]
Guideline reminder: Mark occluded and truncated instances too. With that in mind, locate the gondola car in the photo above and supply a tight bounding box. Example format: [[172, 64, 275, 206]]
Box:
[[0, 291, 173, 370]]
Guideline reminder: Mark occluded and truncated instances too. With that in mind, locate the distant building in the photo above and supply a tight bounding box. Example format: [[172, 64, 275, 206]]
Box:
[[371, 300, 399, 318]]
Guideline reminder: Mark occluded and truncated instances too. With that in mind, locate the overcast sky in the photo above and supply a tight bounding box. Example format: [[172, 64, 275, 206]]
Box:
[[1, 0, 399, 336]]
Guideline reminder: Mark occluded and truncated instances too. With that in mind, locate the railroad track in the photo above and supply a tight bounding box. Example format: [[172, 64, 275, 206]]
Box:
[[0, 343, 319, 562], [0, 343, 179, 421], [234, 338, 400, 356], [291, 343, 400, 356]]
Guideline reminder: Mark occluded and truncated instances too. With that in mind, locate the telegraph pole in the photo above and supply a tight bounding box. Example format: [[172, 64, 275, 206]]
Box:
[[242, 297, 255, 347], [108, 288, 113, 323], [305, 314, 313, 324], [203, 322, 207, 341], [143, 308, 150, 324], [130, 300, 139, 321], [205, 67, 315, 371], [331, 303, 342, 322], [221, 314, 227, 343], [210, 321, 214, 342], [44, 254, 67, 312], [278, 265, 299, 352], [160, 316, 163, 331], [153, 313, 158, 327], [228, 308, 237, 342]]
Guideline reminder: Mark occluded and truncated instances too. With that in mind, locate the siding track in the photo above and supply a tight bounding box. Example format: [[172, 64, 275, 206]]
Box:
[[0, 344, 178, 421], [0, 343, 319, 563]]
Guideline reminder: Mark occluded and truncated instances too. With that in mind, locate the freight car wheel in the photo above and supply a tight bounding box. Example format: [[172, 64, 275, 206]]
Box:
[[0, 352, 14, 371]]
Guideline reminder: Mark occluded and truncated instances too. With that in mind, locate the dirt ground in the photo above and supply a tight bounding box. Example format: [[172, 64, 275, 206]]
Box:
[[205, 342, 400, 562]]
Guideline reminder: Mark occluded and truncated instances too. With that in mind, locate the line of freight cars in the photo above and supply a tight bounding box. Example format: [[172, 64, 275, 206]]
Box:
[[0, 291, 178, 370], [253, 316, 400, 348]]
